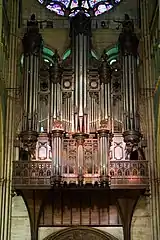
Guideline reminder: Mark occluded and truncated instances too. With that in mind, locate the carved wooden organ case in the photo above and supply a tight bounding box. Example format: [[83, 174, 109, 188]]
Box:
[[17, 13, 147, 187]]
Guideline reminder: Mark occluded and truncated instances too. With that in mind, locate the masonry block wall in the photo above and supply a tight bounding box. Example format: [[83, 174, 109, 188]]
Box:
[[11, 196, 152, 240]]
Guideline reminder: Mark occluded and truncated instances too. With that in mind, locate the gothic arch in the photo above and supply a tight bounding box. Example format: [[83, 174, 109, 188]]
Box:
[[43, 227, 119, 240]]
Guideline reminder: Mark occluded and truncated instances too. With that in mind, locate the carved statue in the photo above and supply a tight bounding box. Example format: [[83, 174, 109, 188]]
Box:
[[70, 10, 91, 36], [118, 14, 139, 56], [99, 51, 111, 84], [22, 14, 42, 55], [125, 142, 146, 160], [125, 142, 137, 160], [50, 50, 62, 84], [122, 14, 134, 34]]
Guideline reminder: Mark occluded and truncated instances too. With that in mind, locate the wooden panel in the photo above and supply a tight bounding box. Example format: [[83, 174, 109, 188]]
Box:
[[39, 191, 122, 227]]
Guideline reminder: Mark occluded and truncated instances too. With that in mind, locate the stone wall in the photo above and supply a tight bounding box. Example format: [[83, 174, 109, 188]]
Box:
[[131, 197, 151, 240], [11, 196, 31, 240]]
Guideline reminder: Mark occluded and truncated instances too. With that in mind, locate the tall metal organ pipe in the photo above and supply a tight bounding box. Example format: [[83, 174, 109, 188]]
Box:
[[49, 51, 62, 128], [70, 11, 91, 134], [98, 53, 112, 180], [70, 11, 91, 177], [99, 53, 112, 125], [20, 14, 42, 152], [49, 51, 63, 180], [118, 14, 141, 144]]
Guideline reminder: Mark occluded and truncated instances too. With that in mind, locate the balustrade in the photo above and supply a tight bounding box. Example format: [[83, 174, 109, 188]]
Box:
[[13, 138, 148, 189]]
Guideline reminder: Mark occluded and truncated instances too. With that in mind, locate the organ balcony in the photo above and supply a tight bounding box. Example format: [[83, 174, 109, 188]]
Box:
[[12, 133, 149, 190]]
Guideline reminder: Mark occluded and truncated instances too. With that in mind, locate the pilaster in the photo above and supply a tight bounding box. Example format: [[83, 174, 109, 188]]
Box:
[[140, 0, 160, 239], [0, 1, 19, 240]]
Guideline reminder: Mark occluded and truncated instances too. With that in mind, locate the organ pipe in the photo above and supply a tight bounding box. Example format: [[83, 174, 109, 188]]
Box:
[[70, 11, 91, 177], [20, 14, 42, 152], [118, 14, 141, 144], [99, 53, 112, 126], [70, 11, 91, 134], [98, 53, 112, 180], [49, 51, 63, 180]]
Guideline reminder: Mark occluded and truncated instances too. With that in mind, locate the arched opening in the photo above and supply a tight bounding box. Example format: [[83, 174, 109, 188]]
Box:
[[43, 227, 119, 240]]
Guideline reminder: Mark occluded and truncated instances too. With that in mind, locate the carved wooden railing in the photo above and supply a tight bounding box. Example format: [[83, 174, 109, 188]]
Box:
[[12, 160, 148, 189]]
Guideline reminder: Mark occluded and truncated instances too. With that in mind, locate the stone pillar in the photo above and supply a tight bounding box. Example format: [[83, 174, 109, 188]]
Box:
[[140, 0, 160, 238], [0, 1, 19, 240]]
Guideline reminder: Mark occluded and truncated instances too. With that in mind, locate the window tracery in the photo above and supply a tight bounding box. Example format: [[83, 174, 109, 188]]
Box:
[[37, 0, 121, 16]]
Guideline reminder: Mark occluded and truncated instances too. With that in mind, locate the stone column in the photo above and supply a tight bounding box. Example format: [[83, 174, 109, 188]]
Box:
[[0, 1, 19, 240], [140, 0, 160, 238]]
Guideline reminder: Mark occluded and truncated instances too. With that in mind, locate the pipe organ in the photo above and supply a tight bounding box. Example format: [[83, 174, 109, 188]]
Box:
[[18, 13, 147, 187], [20, 14, 42, 153], [118, 14, 141, 152]]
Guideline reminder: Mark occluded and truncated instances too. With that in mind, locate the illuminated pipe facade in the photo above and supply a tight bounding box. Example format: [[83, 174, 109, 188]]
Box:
[[49, 52, 62, 127], [70, 12, 91, 176], [118, 15, 141, 144], [50, 128, 63, 183], [20, 15, 42, 152], [99, 53, 112, 126], [49, 52, 63, 179], [70, 12, 91, 134]]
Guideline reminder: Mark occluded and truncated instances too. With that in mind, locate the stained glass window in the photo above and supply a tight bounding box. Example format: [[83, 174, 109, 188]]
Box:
[[37, 0, 121, 17]]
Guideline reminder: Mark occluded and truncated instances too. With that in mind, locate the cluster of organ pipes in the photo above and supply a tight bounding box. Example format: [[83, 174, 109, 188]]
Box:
[[18, 13, 146, 185]]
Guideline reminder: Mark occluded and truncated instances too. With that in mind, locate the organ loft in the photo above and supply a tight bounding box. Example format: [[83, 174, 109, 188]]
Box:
[[13, 2, 148, 240], [13, 5, 148, 240], [1, 0, 159, 240]]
